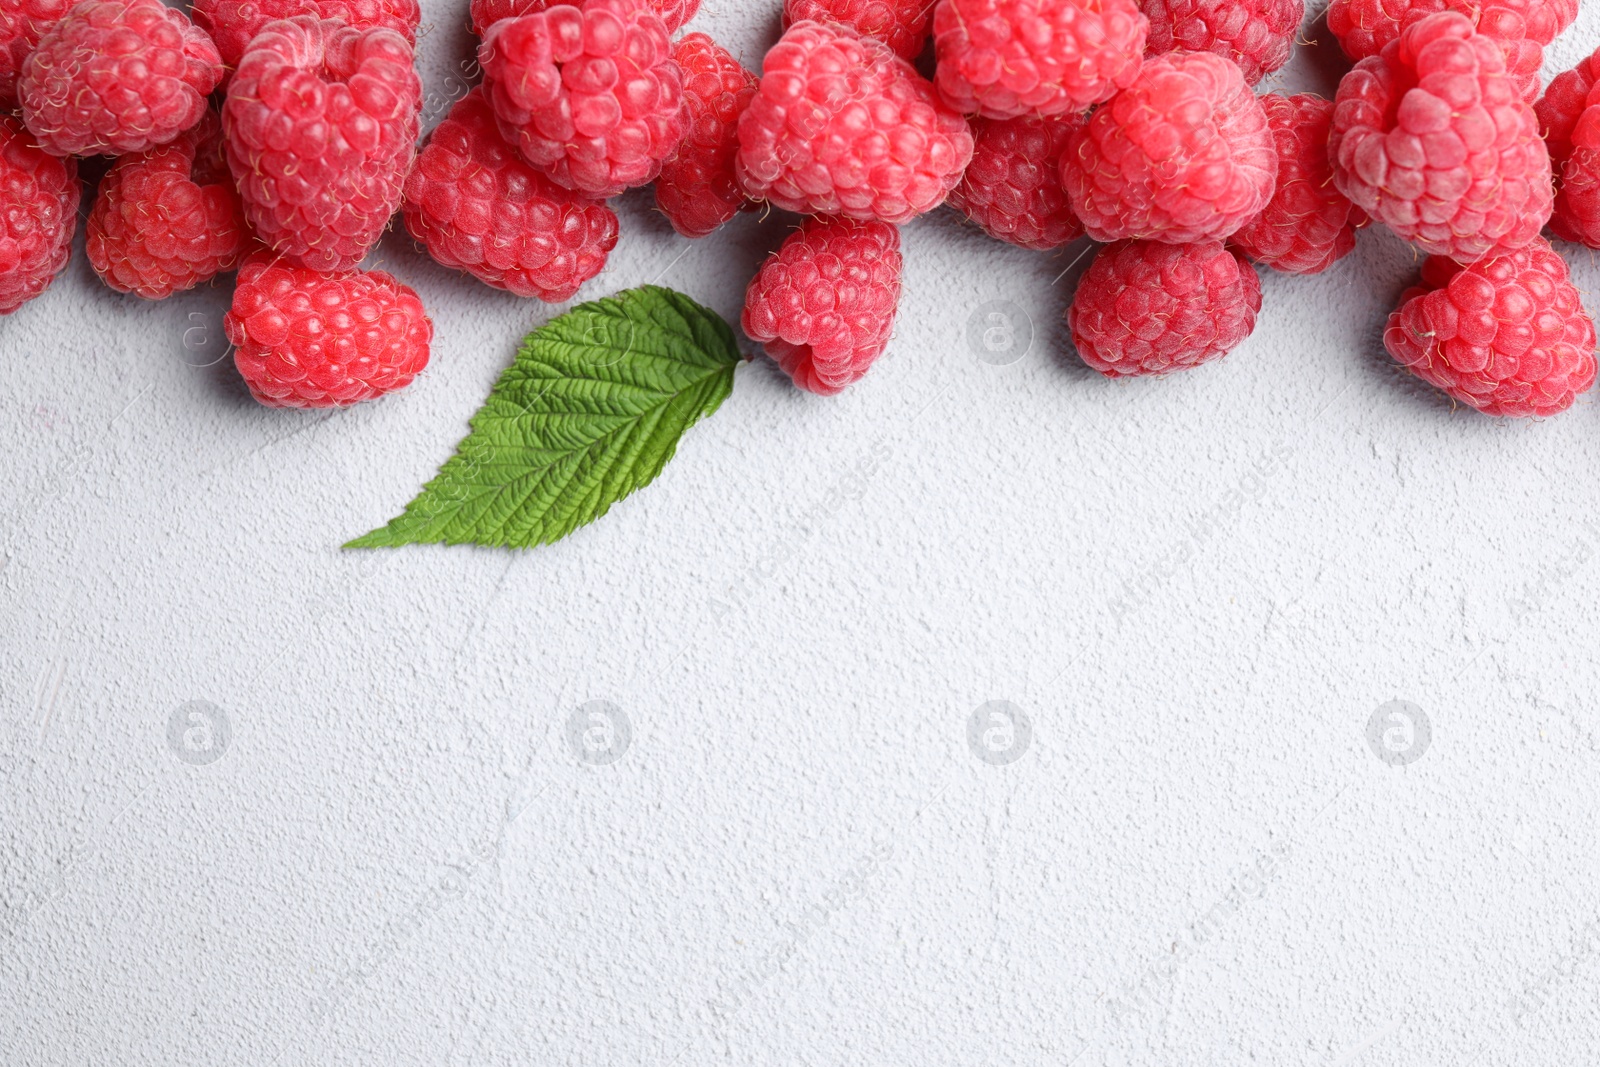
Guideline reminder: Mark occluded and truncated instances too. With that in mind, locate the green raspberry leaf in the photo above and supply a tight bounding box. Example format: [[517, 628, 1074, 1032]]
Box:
[[346, 285, 742, 550]]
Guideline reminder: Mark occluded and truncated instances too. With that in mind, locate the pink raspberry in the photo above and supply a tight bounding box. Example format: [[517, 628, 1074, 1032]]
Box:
[[86, 110, 251, 300], [783, 0, 932, 60], [404, 89, 619, 302], [1069, 239, 1261, 377], [947, 113, 1085, 251], [655, 33, 757, 238], [19, 0, 221, 157], [1061, 50, 1276, 244], [225, 255, 434, 408], [735, 20, 973, 224], [931, 0, 1148, 119], [1384, 238, 1597, 417], [192, 0, 421, 71], [479, 0, 685, 199], [1536, 48, 1600, 248], [0, 0, 71, 109], [470, 0, 698, 35], [741, 217, 903, 396], [0, 114, 78, 315], [1329, 12, 1551, 264], [1328, 0, 1563, 103], [224, 17, 420, 273], [1141, 0, 1302, 85], [1230, 93, 1366, 274]]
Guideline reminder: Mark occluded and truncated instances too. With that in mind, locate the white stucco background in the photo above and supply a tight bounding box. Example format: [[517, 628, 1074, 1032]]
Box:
[[5, 2, 1600, 1063]]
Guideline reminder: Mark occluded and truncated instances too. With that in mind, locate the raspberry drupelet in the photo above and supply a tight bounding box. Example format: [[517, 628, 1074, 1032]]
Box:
[[0, 0, 72, 110], [470, 0, 698, 34]]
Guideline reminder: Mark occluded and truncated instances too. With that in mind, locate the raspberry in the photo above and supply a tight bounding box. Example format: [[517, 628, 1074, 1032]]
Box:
[[404, 90, 619, 302], [1141, 0, 1302, 85], [1536, 48, 1600, 247], [931, 0, 1148, 119], [783, 0, 932, 60], [1068, 239, 1262, 377], [19, 0, 221, 157], [1061, 51, 1276, 244], [224, 17, 420, 273], [735, 21, 973, 224], [479, 0, 685, 199], [741, 217, 903, 396], [1327, 0, 1563, 103], [470, 0, 698, 35], [1329, 12, 1551, 264], [947, 113, 1085, 251], [225, 255, 433, 408], [1230, 93, 1366, 274], [0, 114, 78, 316], [192, 0, 421, 71], [1327, 0, 1573, 58], [655, 33, 757, 238], [0, 0, 71, 109], [86, 111, 250, 300], [1383, 237, 1597, 417], [1535, 46, 1600, 170]]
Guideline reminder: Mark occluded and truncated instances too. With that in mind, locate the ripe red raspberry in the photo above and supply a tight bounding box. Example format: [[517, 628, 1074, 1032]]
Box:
[[0, 114, 78, 315], [225, 256, 433, 408], [404, 90, 619, 302], [1327, 0, 1573, 58], [192, 0, 421, 71], [1328, 0, 1563, 103], [947, 113, 1085, 251], [1329, 12, 1550, 264], [0, 0, 71, 109], [783, 0, 932, 60], [1536, 48, 1600, 248], [931, 0, 1148, 119], [1061, 51, 1275, 244], [741, 217, 903, 396], [224, 17, 420, 273], [736, 21, 973, 224], [479, 0, 685, 199], [1141, 0, 1302, 85], [87, 111, 250, 300], [1230, 93, 1366, 274], [19, 0, 221, 157], [470, 0, 698, 35], [655, 33, 757, 238], [1384, 238, 1597, 417], [1068, 239, 1261, 377]]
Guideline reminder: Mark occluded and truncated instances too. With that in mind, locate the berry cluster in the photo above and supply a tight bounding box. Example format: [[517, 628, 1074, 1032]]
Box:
[[0, 0, 1596, 417]]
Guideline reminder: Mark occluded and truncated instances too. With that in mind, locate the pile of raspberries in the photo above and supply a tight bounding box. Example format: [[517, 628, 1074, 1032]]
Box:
[[2, 0, 1598, 416]]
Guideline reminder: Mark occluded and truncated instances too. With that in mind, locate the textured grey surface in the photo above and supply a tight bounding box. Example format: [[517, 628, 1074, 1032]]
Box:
[[4, 3, 1600, 1065]]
